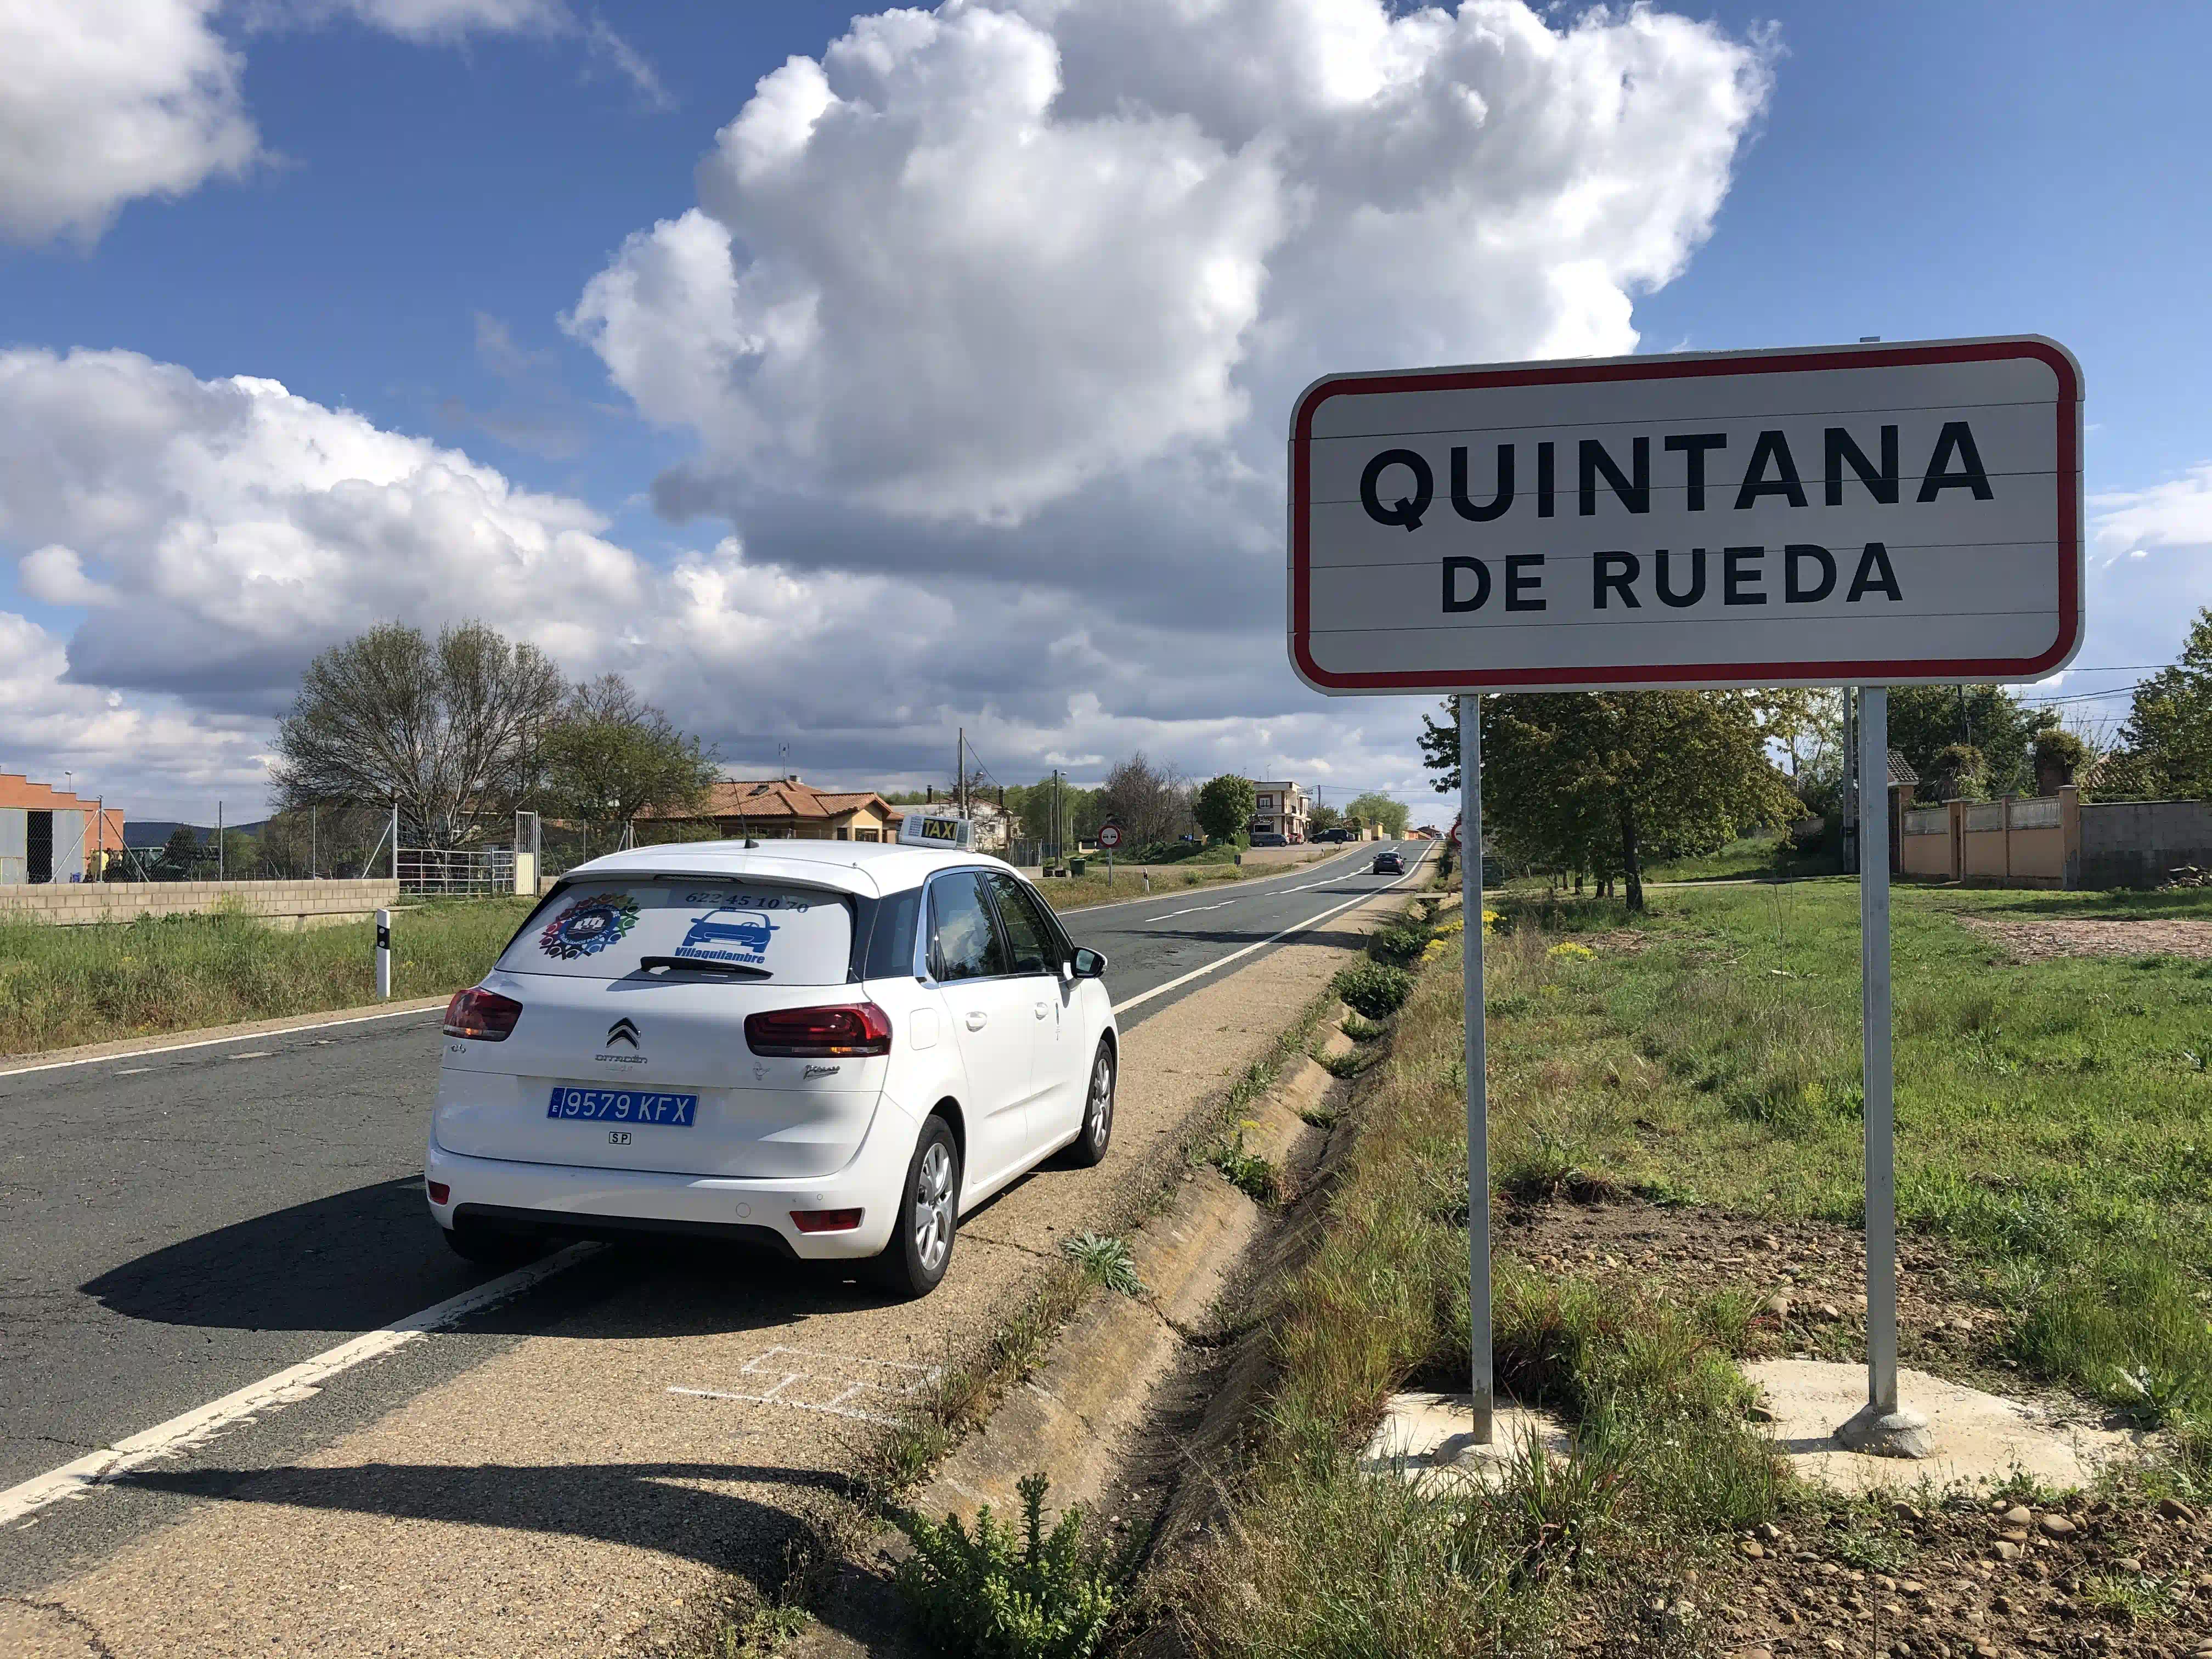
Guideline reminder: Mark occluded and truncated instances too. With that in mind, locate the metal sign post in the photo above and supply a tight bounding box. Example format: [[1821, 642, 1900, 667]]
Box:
[[1288, 335, 2083, 1458], [1837, 686, 1931, 1456], [1459, 695, 1492, 1444], [1097, 821, 1122, 887]]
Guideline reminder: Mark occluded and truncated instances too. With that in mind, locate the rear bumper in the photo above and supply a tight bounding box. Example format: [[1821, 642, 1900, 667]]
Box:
[[425, 1125, 910, 1260]]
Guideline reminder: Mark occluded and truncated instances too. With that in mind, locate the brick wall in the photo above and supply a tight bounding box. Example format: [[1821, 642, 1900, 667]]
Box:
[[0, 879, 401, 929]]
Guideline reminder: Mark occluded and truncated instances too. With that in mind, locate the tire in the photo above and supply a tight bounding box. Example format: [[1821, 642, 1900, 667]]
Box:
[[441, 1221, 544, 1266], [1064, 1037, 1116, 1169], [871, 1115, 961, 1298]]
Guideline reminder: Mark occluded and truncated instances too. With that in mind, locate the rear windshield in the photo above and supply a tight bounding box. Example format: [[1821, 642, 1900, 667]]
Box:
[[500, 879, 854, 984]]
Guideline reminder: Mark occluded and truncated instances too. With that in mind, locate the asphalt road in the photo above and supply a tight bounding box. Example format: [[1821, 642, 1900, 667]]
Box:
[[0, 839, 1423, 1575]]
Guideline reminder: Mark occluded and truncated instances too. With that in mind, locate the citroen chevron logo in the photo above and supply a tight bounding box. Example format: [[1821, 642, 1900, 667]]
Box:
[[605, 1018, 640, 1050]]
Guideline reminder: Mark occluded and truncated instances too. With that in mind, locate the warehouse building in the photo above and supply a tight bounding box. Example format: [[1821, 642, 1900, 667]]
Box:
[[0, 775, 126, 883]]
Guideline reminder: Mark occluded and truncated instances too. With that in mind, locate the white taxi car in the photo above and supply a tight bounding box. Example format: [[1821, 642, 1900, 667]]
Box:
[[424, 819, 1116, 1297]]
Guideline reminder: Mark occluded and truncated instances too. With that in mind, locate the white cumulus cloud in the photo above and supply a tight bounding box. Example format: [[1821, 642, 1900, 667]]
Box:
[[569, 0, 1771, 526], [0, 0, 258, 245]]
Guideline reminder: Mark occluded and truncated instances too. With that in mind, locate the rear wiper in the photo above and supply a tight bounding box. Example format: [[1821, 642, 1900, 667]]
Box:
[[638, 956, 772, 978]]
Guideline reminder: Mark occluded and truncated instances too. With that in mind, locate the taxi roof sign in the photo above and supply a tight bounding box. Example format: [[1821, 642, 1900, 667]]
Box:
[[897, 814, 972, 849]]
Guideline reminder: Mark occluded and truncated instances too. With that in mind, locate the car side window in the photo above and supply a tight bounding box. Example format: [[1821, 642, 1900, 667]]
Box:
[[928, 872, 1009, 982], [985, 872, 1058, 975]]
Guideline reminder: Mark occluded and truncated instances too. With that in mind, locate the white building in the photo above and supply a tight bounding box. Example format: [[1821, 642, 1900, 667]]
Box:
[[1249, 781, 1310, 843]]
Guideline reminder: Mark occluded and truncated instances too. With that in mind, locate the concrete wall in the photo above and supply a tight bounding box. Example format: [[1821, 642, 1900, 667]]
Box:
[[0, 878, 402, 929], [1900, 826, 1953, 877], [2079, 800, 2212, 889]]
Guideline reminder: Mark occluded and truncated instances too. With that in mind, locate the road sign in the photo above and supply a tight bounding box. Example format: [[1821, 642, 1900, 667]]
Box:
[[1288, 337, 2082, 695], [1288, 336, 2083, 1462], [1095, 823, 1122, 850]]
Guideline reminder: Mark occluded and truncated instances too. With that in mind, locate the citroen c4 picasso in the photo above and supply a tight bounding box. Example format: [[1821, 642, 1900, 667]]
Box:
[[425, 824, 1116, 1297]]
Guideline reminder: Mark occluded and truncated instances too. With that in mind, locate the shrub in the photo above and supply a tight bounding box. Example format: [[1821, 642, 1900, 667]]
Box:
[[1059, 1232, 1145, 1297], [1334, 961, 1413, 1020], [893, 1472, 1121, 1659], [1367, 921, 1431, 967]]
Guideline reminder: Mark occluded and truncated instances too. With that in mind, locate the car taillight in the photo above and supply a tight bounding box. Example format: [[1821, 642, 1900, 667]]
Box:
[[444, 986, 523, 1041], [791, 1208, 863, 1233], [744, 1001, 893, 1057]]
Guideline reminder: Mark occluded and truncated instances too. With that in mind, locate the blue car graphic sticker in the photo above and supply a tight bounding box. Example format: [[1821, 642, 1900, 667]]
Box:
[[539, 891, 641, 960], [675, 907, 778, 968]]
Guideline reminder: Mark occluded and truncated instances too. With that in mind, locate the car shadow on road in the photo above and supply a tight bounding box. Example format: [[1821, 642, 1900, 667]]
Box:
[[80, 1177, 893, 1339], [120, 1458, 878, 1638]]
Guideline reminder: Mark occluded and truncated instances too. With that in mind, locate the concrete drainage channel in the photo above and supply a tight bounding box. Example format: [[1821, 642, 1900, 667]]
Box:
[[774, 991, 1380, 1658]]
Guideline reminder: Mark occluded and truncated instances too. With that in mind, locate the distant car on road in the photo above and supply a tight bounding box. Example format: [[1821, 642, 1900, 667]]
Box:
[[1316, 828, 1347, 843], [430, 836, 1118, 1299], [1372, 849, 1404, 875], [1249, 832, 1288, 847]]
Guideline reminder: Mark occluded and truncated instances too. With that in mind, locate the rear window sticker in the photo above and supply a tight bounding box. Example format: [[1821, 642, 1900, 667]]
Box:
[[539, 891, 641, 960], [676, 906, 779, 967]]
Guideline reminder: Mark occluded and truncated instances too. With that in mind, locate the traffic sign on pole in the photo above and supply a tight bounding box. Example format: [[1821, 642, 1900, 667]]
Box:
[[1289, 337, 2083, 1454]]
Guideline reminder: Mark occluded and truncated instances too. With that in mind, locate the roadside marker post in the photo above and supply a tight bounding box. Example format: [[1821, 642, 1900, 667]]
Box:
[[375, 908, 392, 1000], [1289, 337, 2083, 1449]]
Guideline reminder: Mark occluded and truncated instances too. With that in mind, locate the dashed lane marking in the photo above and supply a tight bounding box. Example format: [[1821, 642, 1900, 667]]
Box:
[[0, 1004, 442, 1080], [1111, 846, 1430, 1018]]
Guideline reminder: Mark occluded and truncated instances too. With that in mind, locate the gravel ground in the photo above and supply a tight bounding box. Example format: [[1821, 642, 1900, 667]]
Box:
[[1494, 1198, 2212, 1658], [1954, 915, 2212, 962]]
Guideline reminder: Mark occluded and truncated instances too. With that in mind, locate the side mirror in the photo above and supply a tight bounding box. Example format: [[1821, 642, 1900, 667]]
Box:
[[1071, 947, 1108, 978]]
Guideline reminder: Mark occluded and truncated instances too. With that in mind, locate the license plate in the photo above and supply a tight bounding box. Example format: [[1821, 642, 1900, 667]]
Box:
[[545, 1085, 699, 1127]]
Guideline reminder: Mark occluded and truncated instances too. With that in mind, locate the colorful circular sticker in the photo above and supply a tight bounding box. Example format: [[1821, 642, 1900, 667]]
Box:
[[538, 891, 641, 960]]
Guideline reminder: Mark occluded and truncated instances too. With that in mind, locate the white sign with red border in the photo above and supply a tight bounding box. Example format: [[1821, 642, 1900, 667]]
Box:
[[1288, 336, 2082, 695], [1095, 823, 1123, 850]]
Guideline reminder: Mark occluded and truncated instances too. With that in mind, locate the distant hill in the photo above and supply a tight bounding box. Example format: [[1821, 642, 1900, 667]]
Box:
[[123, 820, 271, 849]]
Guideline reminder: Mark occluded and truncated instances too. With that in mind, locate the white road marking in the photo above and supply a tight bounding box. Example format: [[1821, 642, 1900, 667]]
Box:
[[227, 1051, 274, 1060], [1144, 899, 1240, 923], [669, 1346, 940, 1427], [1111, 847, 1430, 1018], [114, 1067, 150, 1076], [0, 1003, 443, 1081], [0, 1243, 596, 1527], [1047, 848, 1369, 917]]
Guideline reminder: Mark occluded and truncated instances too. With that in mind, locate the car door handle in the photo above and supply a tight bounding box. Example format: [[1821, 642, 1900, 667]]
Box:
[[965, 1010, 989, 1030], [1034, 1001, 1049, 1019]]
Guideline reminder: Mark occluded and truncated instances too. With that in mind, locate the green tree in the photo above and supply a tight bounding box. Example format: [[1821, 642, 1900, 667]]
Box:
[[1425, 692, 1798, 911], [1307, 802, 1342, 837], [2119, 607, 2212, 798], [1193, 774, 1256, 842], [159, 825, 202, 880], [539, 674, 719, 843], [1346, 791, 1409, 837], [1887, 685, 2053, 801], [272, 621, 566, 848]]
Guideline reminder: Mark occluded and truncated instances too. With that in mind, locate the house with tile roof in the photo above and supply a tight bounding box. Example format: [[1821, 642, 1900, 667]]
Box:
[[636, 775, 896, 843]]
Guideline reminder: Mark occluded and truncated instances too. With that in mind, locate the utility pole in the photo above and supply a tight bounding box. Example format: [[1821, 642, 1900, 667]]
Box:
[[957, 728, 966, 819]]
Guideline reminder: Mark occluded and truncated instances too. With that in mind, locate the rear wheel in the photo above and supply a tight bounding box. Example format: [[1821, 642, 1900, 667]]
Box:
[[441, 1221, 544, 1266], [1064, 1038, 1115, 1169], [871, 1115, 960, 1298]]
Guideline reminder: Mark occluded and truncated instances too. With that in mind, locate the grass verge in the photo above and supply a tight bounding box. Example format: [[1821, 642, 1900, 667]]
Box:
[[1147, 910, 1792, 1657], [0, 899, 535, 1056]]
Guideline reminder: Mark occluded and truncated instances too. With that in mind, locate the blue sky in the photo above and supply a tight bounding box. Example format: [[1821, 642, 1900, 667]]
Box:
[[3, 1, 2207, 817]]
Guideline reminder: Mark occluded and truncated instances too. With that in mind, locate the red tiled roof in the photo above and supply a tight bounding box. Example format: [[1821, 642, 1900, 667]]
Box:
[[642, 779, 890, 823]]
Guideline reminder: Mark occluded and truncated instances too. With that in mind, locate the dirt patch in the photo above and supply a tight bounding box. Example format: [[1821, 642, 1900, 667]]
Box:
[[1496, 1198, 2212, 1658], [1956, 913, 2212, 963], [1495, 1198, 2009, 1383], [1702, 1487, 2212, 1659]]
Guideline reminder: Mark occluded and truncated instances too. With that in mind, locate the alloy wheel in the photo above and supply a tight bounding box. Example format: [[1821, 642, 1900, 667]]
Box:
[[913, 1139, 954, 1273]]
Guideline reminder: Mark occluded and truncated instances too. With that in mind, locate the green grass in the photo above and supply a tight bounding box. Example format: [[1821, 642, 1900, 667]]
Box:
[[1639, 831, 1836, 884], [1476, 878, 2212, 1461], [1150, 876, 2212, 1651], [0, 899, 535, 1055], [1154, 933, 1787, 1656]]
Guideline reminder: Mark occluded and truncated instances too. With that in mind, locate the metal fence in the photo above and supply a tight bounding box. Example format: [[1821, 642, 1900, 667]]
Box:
[[397, 847, 518, 895]]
